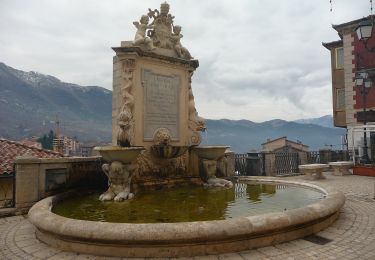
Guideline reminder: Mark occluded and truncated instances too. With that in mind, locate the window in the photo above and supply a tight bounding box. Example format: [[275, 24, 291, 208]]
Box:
[[336, 88, 345, 110], [45, 168, 67, 192], [335, 47, 344, 69]]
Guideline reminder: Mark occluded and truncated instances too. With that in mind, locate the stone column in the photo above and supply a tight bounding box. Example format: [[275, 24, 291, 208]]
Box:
[[298, 151, 308, 165], [264, 152, 276, 176], [14, 157, 40, 212]]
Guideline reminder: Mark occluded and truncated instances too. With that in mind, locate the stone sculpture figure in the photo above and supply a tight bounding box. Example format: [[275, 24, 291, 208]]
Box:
[[188, 92, 205, 132], [187, 71, 205, 145], [171, 25, 193, 60], [147, 2, 174, 48], [132, 15, 155, 50], [131, 2, 193, 59], [153, 128, 172, 146], [201, 160, 233, 188], [117, 109, 133, 147], [100, 162, 135, 201]]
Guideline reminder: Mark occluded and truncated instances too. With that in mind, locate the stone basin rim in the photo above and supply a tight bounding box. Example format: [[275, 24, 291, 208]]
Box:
[[192, 145, 230, 149], [28, 176, 345, 257], [94, 146, 145, 151]]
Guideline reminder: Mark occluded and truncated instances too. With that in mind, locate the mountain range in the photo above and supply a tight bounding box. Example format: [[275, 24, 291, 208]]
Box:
[[0, 62, 345, 152], [0, 62, 112, 142], [202, 118, 345, 152], [294, 115, 334, 128]]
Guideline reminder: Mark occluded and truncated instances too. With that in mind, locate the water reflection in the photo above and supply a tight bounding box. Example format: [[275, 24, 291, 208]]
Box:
[[53, 183, 323, 223]]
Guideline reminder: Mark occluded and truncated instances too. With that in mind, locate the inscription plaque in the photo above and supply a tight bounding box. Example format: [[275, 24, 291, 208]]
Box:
[[143, 69, 180, 140]]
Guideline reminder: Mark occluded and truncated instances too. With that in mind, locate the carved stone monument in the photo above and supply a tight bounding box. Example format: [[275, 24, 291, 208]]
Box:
[[111, 2, 207, 189], [109, 2, 232, 192]]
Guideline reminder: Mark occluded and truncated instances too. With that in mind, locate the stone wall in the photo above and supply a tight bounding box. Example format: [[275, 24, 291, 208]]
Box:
[[14, 156, 106, 213]]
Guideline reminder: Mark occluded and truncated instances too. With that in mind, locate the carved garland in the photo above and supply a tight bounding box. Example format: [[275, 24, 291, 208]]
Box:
[[117, 59, 136, 146], [187, 70, 205, 145]]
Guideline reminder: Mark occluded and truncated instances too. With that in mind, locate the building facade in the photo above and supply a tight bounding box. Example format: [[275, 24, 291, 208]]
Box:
[[262, 136, 309, 153], [323, 15, 375, 157], [53, 135, 80, 156], [0, 138, 63, 208]]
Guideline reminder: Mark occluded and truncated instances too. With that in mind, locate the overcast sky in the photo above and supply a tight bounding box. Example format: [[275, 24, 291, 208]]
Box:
[[0, 0, 371, 122]]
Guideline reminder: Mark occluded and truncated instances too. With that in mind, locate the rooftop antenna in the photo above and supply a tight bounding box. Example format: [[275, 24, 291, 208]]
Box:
[[371, 0, 373, 15], [329, 0, 334, 25]]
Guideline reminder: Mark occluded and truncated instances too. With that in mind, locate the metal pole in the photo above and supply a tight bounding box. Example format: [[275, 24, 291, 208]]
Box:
[[361, 85, 371, 164]]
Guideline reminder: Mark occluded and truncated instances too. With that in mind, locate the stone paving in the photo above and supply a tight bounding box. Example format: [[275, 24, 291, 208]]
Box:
[[1, 174, 375, 259]]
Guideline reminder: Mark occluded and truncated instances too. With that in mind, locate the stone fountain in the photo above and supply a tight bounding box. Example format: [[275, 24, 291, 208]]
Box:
[[28, 3, 346, 257], [93, 1, 234, 200]]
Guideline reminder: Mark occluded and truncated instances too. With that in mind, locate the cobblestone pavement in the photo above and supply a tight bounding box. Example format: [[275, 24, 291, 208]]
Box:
[[1, 174, 375, 259]]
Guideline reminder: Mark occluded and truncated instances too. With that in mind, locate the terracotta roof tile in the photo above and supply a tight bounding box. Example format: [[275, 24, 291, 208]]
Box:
[[0, 138, 63, 175]]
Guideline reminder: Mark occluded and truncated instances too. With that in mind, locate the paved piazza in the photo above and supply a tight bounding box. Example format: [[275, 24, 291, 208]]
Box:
[[1, 174, 375, 259]]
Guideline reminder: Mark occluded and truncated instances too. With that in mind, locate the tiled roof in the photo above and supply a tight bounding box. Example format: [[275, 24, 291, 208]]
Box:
[[18, 139, 42, 149], [322, 40, 343, 50], [0, 138, 63, 175], [261, 136, 287, 145]]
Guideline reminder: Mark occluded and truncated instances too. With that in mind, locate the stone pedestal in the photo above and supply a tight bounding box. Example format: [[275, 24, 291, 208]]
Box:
[[299, 164, 330, 180], [112, 46, 200, 148], [329, 161, 353, 176], [111, 46, 204, 187]]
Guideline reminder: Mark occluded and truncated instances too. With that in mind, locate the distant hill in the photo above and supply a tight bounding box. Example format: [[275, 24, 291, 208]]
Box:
[[294, 115, 334, 128], [0, 63, 346, 152], [202, 119, 346, 153], [0, 62, 112, 142]]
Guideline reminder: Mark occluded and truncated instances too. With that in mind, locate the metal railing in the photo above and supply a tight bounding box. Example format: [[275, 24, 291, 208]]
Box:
[[234, 153, 264, 176], [234, 154, 248, 176], [307, 150, 350, 164], [235, 150, 350, 177], [307, 151, 320, 163], [274, 152, 300, 175]]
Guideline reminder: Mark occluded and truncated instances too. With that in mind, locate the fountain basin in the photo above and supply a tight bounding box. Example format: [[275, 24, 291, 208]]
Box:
[[150, 145, 188, 159], [192, 146, 230, 160], [28, 177, 345, 257], [94, 146, 144, 163], [53, 182, 325, 222]]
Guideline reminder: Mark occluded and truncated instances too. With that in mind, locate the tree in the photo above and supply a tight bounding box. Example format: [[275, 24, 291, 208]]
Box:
[[37, 130, 55, 150]]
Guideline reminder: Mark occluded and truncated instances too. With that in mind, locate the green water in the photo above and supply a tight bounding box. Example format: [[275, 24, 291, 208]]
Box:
[[53, 183, 324, 223]]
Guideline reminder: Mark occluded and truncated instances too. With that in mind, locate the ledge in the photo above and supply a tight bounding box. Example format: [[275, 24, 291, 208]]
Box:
[[15, 156, 102, 164], [112, 45, 199, 69]]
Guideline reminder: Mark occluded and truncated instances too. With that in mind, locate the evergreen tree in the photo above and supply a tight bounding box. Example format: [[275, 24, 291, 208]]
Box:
[[38, 130, 55, 150]]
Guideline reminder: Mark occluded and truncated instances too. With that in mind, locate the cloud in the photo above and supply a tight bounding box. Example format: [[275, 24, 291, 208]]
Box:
[[0, 0, 371, 121]]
